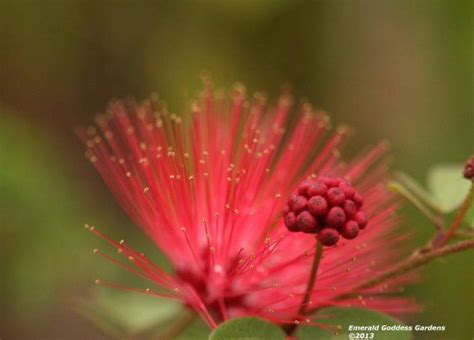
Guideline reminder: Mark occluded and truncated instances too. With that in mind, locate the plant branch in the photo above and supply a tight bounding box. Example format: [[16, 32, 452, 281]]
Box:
[[436, 184, 474, 247], [332, 238, 474, 301]]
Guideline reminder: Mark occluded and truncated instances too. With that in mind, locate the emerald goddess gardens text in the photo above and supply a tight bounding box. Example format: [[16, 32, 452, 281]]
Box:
[[348, 324, 446, 331]]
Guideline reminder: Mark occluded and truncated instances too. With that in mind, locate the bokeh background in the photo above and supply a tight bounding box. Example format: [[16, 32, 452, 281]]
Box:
[[1, 1, 473, 339]]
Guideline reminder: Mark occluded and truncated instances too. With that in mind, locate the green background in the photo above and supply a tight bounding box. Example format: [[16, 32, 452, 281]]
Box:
[[0, 1, 472, 339]]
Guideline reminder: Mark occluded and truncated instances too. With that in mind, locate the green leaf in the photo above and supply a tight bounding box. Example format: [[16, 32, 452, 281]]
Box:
[[76, 290, 182, 337], [209, 317, 285, 340], [296, 308, 412, 340], [427, 164, 471, 213], [75, 298, 127, 339]]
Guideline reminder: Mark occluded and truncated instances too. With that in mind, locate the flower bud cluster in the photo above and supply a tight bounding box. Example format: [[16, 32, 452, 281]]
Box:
[[283, 177, 368, 246]]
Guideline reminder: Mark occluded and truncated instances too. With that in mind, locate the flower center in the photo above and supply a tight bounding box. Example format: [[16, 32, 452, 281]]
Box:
[[283, 176, 368, 246]]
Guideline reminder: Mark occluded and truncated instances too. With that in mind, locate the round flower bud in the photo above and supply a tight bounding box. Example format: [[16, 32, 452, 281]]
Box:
[[463, 156, 474, 181], [339, 182, 355, 198], [327, 187, 345, 206], [352, 191, 364, 207], [288, 195, 307, 214], [319, 228, 340, 246], [354, 211, 368, 229], [321, 177, 339, 188], [307, 182, 328, 197], [327, 206, 346, 228], [343, 199, 357, 217], [308, 195, 328, 216], [297, 179, 313, 197], [284, 212, 297, 232], [341, 220, 359, 239], [296, 211, 318, 233]]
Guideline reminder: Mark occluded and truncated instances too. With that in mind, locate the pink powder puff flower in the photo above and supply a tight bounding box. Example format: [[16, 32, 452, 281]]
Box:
[[79, 83, 418, 330]]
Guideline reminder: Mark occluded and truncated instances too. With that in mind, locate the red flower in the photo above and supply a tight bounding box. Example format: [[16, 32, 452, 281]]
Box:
[[79, 84, 417, 329]]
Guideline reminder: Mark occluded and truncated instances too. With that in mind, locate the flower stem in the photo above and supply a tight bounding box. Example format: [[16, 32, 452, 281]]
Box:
[[298, 239, 323, 316], [284, 239, 323, 335], [437, 184, 474, 247]]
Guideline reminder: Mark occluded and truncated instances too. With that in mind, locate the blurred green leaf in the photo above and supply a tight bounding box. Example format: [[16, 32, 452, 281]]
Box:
[[97, 291, 182, 334], [427, 165, 471, 213], [76, 290, 182, 337], [75, 298, 126, 339], [209, 317, 285, 340], [297, 308, 412, 340]]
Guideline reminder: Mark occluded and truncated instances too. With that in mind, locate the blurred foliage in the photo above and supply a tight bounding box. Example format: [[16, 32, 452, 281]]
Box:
[[391, 164, 471, 225], [0, 109, 126, 338], [426, 164, 471, 213], [0, 112, 90, 310], [76, 291, 182, 338], [0, 0, 472, 339]]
